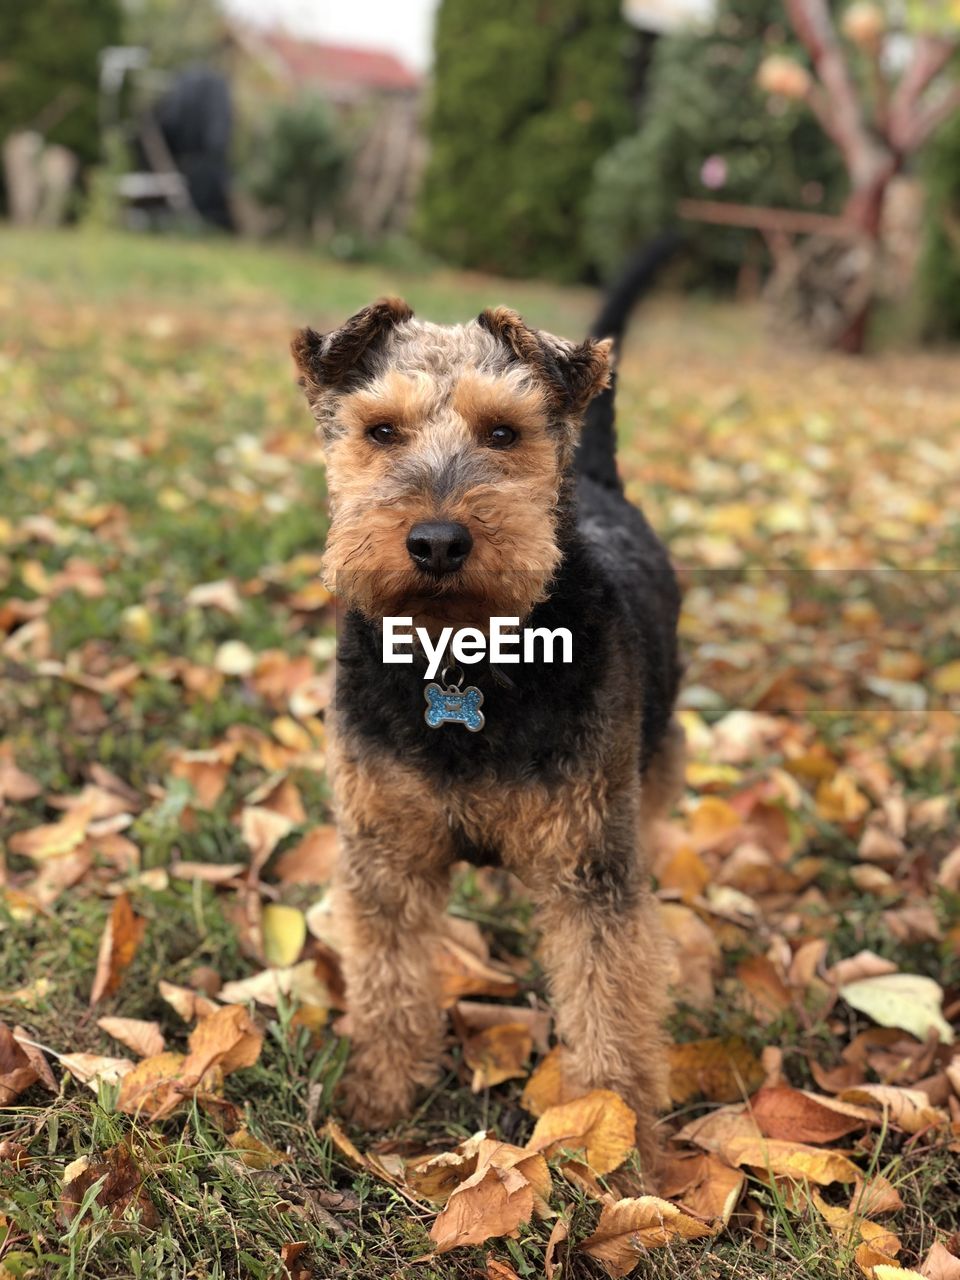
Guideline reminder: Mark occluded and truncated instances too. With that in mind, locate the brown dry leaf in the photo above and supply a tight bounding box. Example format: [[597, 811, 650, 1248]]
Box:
[[97, 1017, 165, 1059], [241, 804, 294, 875], [527, 1089, 636, 1176], [919, 1243, 960, 1279], [580, 1196, 715, 1276], [185, 578, 241, 616], [520, 1046, 583, 1117], [840, 1084, 947, 1134], [89, 893, 147, 1006], [854, 1225, 902, 1278], [170, 861, 246, 884], [407, 1131, 489, 1202], [816, 771, 869, 825], [720, 1135, 860, 1185], [0, 1023, 40, 1104], [657, 845, 711, 901], [673, 1102, 763, 1152], [183, 1004, 263, 1079], [8, 798, 95, 860], [0, 745, 41, 805], [430, 1162, 534, 1254], [659, 902, 722, 1010], [454, 1002, 551, 1055], [169, 747, 235, 809], [115, 1052, 188, 1116], [736, 955, 793, 1023], [849, 1174, 904, 1218], [59, 1142, 159, 1228], [273, 825, 338, 883], [749, 1086, 874, 1142], [668, 1036, 765, 1105], [544, 1213, 569, 1280], [485, 1258, 520, 1280], [158, 980, 220, 1022], [463, 1023, 532, 1091], [12, 1028, 57, 1092], [435, 937, 520, 1006], [249, 775, 306, 824], [827, 951, 899, 986], [661, 1152, 745, 1225], [228, 1127, 290, 1169]]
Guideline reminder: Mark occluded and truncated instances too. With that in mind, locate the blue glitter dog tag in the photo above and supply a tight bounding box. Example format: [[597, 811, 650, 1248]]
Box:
[[424, 681, 485, 732]]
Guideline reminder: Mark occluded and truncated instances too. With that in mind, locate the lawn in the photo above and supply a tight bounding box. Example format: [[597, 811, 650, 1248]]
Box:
[[1, 227, 959, 1280]]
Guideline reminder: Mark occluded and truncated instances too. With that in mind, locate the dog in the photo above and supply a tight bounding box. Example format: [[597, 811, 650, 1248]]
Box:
[[291, 243, 683, 1174]]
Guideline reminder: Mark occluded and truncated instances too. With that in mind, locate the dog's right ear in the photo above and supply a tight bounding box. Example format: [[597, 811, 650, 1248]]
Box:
[[291, 296, 414, 404]]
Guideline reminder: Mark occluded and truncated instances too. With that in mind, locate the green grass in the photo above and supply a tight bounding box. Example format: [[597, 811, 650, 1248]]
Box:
[[1, 228, 959, 1279]]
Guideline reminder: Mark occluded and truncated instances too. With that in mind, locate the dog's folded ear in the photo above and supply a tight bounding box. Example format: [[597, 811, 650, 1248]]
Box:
[[478, 307, 613, 416], [292, 296, 414, 401]]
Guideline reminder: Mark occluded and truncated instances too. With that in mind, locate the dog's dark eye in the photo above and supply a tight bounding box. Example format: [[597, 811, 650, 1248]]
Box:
[[367, 423, 398, 445], [487, 424, 517, 449]]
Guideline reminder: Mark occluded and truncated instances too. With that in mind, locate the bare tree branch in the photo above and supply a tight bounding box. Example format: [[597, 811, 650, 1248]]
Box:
[[904, 81, 960, 151], [784, 0, 892, 185], [888, 34, 958, 152]]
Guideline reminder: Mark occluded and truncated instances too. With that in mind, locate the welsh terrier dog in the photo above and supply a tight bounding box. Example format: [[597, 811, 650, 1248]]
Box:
[[291, 247, 683, 1173]]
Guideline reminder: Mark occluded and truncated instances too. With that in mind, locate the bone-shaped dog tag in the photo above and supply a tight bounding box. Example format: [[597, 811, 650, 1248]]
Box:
[[424, 681, 485, 732]]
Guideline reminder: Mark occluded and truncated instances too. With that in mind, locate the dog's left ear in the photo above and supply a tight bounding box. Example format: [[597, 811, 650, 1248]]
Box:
[[292, 296, 414, 403], [478, 307, 613, 416]]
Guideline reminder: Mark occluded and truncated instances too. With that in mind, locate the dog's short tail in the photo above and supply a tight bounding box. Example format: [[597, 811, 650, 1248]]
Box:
[[575, 232, 684, 490]]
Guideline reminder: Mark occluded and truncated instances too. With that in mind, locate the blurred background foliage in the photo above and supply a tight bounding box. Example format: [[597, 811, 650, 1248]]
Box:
[[417, 0, 635, 281], [583, 0, 847, 284], [0, 0, 958, 340]]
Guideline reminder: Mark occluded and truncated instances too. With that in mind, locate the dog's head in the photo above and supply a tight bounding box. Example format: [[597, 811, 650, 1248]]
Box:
[[292, 297, 611, 628]]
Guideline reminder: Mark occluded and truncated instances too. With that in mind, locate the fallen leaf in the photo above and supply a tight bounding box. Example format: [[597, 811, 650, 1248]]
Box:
[[60, 1052, 134, 1090], [273, 825, 338, 883], [544, 1213, 569, 1280], [0, 1023, 39, 1104], [89, 893, 147, 1006], [840, 1084, 947, 1134], [580, 1196, 714, 1275], [96, 1017, 165, 1058], [262, 904, 307, 967], [59, 1141, 159, 1227], [158, 980, 220, 1021], [428, 1139, 551, 1254], [721, 1136, 860, 1185], [218, 960, 329, 1010], [749, 1086, 874, 1142], [184, 1004, 263, 1078], [115, 1051, 188, 1115], [435, 937, 520, 1006], [527, 1089, 636, 1175], [668, 1036, 765, 1104], [186, 578, 241, 615], [919, 1242, 960, 1279], [241, 805, 294, 875], [228, 1127, 290, 1169], [463, 1023, 532, 1091], [9, 799, 95, 860], [454, 1002, 551, 1055], [841, 973, 954, 1045], [520, 1046, 581, 1117]]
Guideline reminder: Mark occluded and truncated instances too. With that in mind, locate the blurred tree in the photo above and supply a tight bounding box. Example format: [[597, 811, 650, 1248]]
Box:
[[585, 0, 846, 282], [0, 0, 121, 164], [122, 0, 227, 70], [243, 96, 346, 241], [918, 110, 960, 337], [418, 0, 635, 281]]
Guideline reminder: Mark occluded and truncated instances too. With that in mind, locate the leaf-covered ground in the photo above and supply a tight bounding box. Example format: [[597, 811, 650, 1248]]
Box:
[[1, 228, 959, 1280]]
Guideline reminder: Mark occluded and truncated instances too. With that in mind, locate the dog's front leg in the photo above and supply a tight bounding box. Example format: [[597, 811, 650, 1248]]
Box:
[[535, 856, 672, 1180], [334, 833, 450, 1130]]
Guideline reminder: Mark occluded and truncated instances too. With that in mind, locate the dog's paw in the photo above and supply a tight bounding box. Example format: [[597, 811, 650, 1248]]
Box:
[[335, 1066, 414, 1132]]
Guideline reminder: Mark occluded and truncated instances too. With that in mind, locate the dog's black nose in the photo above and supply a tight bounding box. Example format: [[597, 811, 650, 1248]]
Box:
[[406, 521, 473, 575]]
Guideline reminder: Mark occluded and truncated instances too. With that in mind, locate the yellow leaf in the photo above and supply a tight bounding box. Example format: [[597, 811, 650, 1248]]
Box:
[[520, 1046, 581, 1117], [932, 660, 960, 694], [261, 904, 306, 968], [721, 1136, 860, 1185], [668, 1036, 765, 1104], [184, 1004, 263, 1078], [228, 1127, 290, 1169], [463, 1023, 532, 1091], [527, 1089, 636, 1175], [580, 1196, 715, 1276]]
